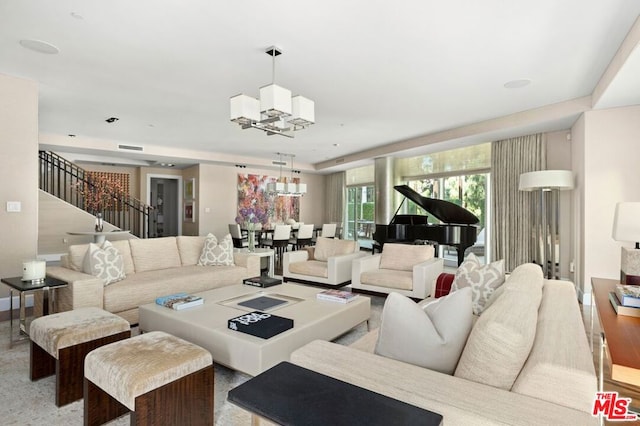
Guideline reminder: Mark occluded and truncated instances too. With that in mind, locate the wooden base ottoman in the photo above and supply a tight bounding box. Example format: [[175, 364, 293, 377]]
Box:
[[83, 331, 214, 426], [29, 307, 131, 407]]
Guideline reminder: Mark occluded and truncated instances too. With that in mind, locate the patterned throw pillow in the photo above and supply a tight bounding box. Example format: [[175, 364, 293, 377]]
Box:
[[451, 253, 505, 315], [198, 233, 234, 266], [82, 240, 126, 286]]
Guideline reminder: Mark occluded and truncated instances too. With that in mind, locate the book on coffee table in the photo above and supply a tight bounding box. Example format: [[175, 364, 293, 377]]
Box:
[[156, 293, 203, 310], [228, 311, 293, 339], [243, 276, 283, 288], [316, 289, 358, 303]]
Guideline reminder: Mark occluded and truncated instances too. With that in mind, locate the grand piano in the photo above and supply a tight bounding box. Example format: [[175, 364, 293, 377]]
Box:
[[374, 185, 480, 265]]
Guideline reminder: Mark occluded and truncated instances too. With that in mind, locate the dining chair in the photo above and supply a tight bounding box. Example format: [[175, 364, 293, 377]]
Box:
[[228, 223, 248, 249], [289, 224, 314, 250], [261, 225, 292, 269]]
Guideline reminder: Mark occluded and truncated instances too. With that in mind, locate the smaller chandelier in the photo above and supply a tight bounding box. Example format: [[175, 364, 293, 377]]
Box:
[[230, 46, 314, 138], [267, 153, 307, 197]]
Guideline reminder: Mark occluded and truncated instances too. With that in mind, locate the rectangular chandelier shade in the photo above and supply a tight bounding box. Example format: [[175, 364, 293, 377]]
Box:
[[290, 96, 315, 126], [230, 94, 260, 124], [260, 84, 291, 117]]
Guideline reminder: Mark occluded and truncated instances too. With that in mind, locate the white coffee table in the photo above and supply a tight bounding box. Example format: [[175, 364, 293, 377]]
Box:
[[138, 283, 370, 376]]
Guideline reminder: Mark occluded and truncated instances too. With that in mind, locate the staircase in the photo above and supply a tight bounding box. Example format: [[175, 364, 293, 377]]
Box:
[[39, 151, 152, 238]]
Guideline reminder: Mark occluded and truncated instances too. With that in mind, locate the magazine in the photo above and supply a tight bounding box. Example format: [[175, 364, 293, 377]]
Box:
[[316, 289, 358, 303], [155, 292, 203, 310]]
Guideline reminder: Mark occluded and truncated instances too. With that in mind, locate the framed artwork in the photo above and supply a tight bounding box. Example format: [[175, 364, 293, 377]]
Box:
[[184, 178, 195, 200], [184, 200, 195, 222]]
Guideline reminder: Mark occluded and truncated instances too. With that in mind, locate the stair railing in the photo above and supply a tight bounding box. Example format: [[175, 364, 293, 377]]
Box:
[[39, 151, 152, 238]]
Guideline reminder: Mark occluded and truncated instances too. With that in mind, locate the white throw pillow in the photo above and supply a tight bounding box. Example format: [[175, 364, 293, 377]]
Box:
[[451, 253, 505, 315], [82, 240, 126, 286], [374, 288, 474, 375], [198, 233, 234, 266]]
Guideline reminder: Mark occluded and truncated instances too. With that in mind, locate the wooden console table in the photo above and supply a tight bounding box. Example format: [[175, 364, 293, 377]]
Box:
[[591, 277, 640, 388]]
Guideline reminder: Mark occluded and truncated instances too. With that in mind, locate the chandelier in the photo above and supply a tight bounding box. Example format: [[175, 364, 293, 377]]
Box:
[[267, 153, 307, 196], [230, 46, 314, 138]]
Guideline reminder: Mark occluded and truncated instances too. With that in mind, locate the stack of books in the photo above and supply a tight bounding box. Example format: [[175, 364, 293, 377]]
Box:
[[316, 289, 358, 304], [156, 293, 203, 310], [609, 285, 640, 317]]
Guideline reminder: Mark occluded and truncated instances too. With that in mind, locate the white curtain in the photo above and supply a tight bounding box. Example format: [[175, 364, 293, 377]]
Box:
[[491, 134, 546, 272], [324, 171, 345, 225]]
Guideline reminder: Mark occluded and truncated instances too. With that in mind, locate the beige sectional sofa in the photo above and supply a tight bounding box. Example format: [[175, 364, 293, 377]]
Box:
[[45, 236, 260, 324], [291, 264, 598, 425]]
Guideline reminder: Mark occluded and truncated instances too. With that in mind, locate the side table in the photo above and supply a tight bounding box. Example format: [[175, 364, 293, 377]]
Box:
[[228, 361, 443, 425], [235, 247, 275, 277], [66, 230, 131, 244], [1, 276, 68, 347]]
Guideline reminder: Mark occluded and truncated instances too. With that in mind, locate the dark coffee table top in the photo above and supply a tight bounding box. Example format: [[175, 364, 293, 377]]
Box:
[[1, 276, 67, 292], [228, 361, 443, 426]]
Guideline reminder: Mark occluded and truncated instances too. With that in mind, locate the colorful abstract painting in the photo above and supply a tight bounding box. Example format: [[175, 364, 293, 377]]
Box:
[[236, 174, 300, 228]]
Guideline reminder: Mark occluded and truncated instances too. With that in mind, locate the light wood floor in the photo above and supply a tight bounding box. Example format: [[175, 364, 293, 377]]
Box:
[[583, 303, 640, 425]]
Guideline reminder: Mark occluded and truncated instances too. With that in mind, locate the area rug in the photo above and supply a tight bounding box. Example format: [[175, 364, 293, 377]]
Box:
[[0, 292, 384, 425]]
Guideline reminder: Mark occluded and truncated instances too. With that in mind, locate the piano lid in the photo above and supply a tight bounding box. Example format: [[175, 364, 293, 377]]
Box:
[[394, 185, 480, 225]]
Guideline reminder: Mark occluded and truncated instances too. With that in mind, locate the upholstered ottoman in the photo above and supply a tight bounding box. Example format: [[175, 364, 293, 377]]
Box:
[[83, 331, 214, 426], [29, 307, 131, 407]]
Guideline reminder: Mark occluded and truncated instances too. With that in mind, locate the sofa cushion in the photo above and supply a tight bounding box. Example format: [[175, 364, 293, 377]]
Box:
[[451, 253, 505, 315], [511, 280, 597, 413], [129, 237, 181, 272], [103, 265, 247, 314], [360, 269, 413, 290], [378, 243, 434, 271], [374, 288, 473, 374], [198, 233, 234, 266], [176, 236, 206, 266], [68, 240, 134, 275], [454, 263, 543, 390], [288, 260, 328, 278], [314, 237, 356, 261], [82, 241, 126, 286]]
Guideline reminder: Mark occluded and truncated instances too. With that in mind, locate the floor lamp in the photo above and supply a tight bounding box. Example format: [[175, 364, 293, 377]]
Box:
[[519, 170, 574, 279]]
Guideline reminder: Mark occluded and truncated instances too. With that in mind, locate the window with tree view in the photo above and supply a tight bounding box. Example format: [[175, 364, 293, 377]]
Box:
[[397, 143, 491, 263]]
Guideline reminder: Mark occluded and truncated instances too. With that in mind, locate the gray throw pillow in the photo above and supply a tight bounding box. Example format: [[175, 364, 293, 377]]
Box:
[[82, 240, 126, 286], [374, 288, 474, 375]]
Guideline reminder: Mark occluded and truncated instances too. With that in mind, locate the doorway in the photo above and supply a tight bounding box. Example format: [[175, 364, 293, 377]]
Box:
[[149, 177, 180, 237]]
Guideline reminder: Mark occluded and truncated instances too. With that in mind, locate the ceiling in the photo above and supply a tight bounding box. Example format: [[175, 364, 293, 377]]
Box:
[[1, 1, 639, 172]]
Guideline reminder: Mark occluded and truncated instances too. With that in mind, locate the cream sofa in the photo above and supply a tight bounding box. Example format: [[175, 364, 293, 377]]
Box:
[[291, 264, 598, 425], [283, 237, 368, 287], [351, 243, 444, 299], [44, 236, 260, 324]]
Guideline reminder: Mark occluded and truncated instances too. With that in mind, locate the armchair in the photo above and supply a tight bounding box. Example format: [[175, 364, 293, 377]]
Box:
[[283, 237, 367, 288], [351, 243, 444, 299]]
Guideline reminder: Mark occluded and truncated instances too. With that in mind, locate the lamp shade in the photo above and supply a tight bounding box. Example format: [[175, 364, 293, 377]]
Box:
[[259, 84, 291, 117], [519, 170, 574, 191], [612, 202, 640, 243], [290, 95, 315, 126], [230, 94, 260, 124]]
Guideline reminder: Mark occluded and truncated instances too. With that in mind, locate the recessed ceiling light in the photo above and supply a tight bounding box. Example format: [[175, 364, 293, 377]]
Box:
[[504, 79, 531, 89], [19, 39, 59, 55], [333, 143, 340, 147], [105, 117, 119, 123], [70, 12, 84, 20]]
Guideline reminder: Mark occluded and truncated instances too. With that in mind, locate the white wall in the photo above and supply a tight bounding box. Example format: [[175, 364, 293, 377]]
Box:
[[574, 105, 640, 300], [0, 73, 38, 300]]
